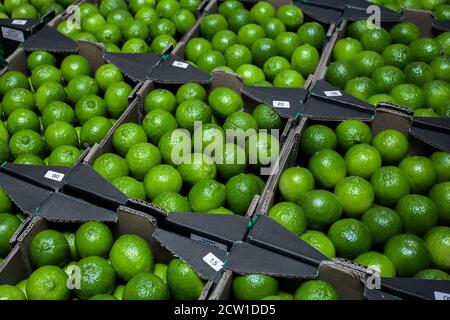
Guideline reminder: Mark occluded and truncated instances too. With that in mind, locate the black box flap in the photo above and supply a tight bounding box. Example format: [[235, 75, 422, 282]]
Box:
[[148, 54, 211, 84], [226, 242, 318, 278], [296, 3, 342, 25], [411, 117, 450, 152], [247, 215, 328, 266], [104, 52, 161, 83], [433, 20, 450, 32], [21, 26, 78, 52], [342, 6, 403, 21], [381, 277, 450, 300], [153, 228, 227, 282]]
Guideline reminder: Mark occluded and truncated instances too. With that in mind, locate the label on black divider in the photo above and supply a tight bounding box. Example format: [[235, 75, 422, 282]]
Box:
[[12, 20, 27, 25], [190, 234, 228, 252], [1, 27, 24, 42], [202, 252, 224, 272], [324, 90, 343, 97], [44, 170, 65, 182], [272, 101, 290, 109], [434, 291, 450, 300], [172, 61, 189, 69]]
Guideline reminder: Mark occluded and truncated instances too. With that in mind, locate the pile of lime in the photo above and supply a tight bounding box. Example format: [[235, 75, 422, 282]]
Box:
[[0, 221, 206, 300], [184, 1, 326, 87], [0, 50, 130, 166], [326, 20, 450, 117], [368, 0, 450, 20], [0, 0, 76, 19], [231, 274, 340, 300], [92, 82, 282, 215], [0, 188, 26, 266], [270, 119, 450, 279], [56, 0, 201, 54]]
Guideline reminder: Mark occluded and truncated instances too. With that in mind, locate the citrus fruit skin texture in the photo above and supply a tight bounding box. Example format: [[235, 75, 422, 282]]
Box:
[[123, 273, 169, 300], [232, 274, 278, 300], [167, 258, 205, 300], [300, 230, 336, 259], [268, 202, 307, 236], [294, 280, 339, 300]]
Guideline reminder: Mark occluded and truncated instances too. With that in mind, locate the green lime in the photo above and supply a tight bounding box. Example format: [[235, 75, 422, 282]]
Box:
[[0, 139, 10, 162], [430, 151, 450, 182], [370, 166, 411, 206], [326, 61, 358, 89], [125, 142, 161, 181], [297, 22, 325, 49], [262, 18, 286, 39], [423, 80, 450, 111], [430, 182, 450, 224], [30, 229, 69, 268], [157, 0, 180, 18], [200, 14, 228, 40], [372, 129, 409, 164], [175, 99, 212, 132], [166, 258, 204, 300], [144, 89, 177, 114], [74, 95, 107, 126], [113, 285, 125, 300], [7, 109, 40, 135], [211, 30, 238, 54], [354, 252, 396, 277], [367, 94, 397, 106], [122, 39, 149, 53], [80, 116, 113, 147], [414, 108, 440, 117], [158, 129, 192, 166], [436, 32, 450, 55], [185, 38, 212, 63], [275, 32, 301, 59], [188, 179, 226, 212], [352, 51, 385, 77], [360, 28, 392, 53], [215, 143, 247, 180], [232, 274, 278, 300], [345, 77, 377, 101], [15, 279, 27, 298], [0, 213, 21, 257], [104, 81, 132, 118], [152, 192, 191, 213], [251, 104, 282, 130], [26, 266, 69, 300], [390, 22, 420, 45], [66, 75, 99, 104], [225, 173, 260, 215], [409, 38, 441, 63], [299, 189, 342, 230], [197, 50, 226, 74], [13, 154, 45, 165], [333, 38, 363, 62], [95, 64, 123, 92], [63, 232, 78, 261], [178, 153, 216, 185], [399, 156, 437, 194], [250, 1, 275, 25], [143, 164, 182, 200], [123, 273, 169, 300], [290, 44, 319, 77], [9, 129, 45, 158], [99, 0, 127, 17], [404, 61, 435, 87], [143, 109, 179, 145], [224, 44, 253, 71], [179, 0, 200, 13], [238, 24, 265, 48], [2, 88, 35, 116], [44, 121, 78, 151], [278, 167, 315, 203], [300, 230, 336, 259], [110, 234, 153, 281], [150, 35, 177, 54], [35, 82, 67, 113], [0, 71, 29, 96], [371, 66, 405, 93], [149, 18, 176, 38], [112, 123, 147, 157], [92, 153, 129, 182], [61, 55, 91, 82], [263, 56, 291, 82], [334, 176, 374, 218], [218, 0, 244, 18], [294, 280, 339, 300], [435, 4, 450, 20], [27, 51, 57, 71], [171, 8, 196, 34], [273, 69, 305, 88], [41, 101, 75, 128], [430, 56, 450, 82], [176, 83, 207, 104], [30, 64, 62, 89], [361, 206, 402, 246], [236, 64, 265, 86], [75, 256, 116, 300], [207, 207, 235, 214], [328, 218, 372, 259], [347, 20, 376, 40], [113, 176, 146, 200], [396, 194, 438, 236], [424, 226, 450, 271], [75, 222, 113, 258], [414, 269, 450, 280], [268, 202, 307, 236], [300, 124, 337, 157], [384, 234, 431, 277], [389, 83, 425, 110], [135, 7, 158, 27], [382, 44, 412, 69], [208, 87, 243, 120], [48, 145, 81, 167], [308, 149, 347, 189], [345, 144, 381, 179]]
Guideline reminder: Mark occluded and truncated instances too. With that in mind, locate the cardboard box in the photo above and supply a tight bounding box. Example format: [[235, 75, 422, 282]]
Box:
[[312, 8, 450, 87], [250, 94, 450, 300], [172, 0, 342, 89], [0, 205, 227, 300]]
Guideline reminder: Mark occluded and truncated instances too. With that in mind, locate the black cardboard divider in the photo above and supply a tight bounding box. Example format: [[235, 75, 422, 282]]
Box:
[[104, 52, 162, 83], [295, 3, 342, 26], [381, 277, 450, 300], [21, 25, 78, 52], [342, 6, 403, 22]]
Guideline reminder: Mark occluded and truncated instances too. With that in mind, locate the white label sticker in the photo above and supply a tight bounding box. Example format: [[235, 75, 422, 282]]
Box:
[[190, 234, 228, 252], [44, 170, 65, 182], [434, 291, 450, 300], [202, 252, 224, 272], [12, 20, 27, 25], [172, 61, 189, 69], [272, 100, 290, 109], [1, 27, 24, 42], [324, 90, 343, 97]]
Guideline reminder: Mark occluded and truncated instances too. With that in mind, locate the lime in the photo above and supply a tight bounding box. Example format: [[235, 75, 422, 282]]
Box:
[[435, 4, 450, 20], [56, 20, 80, 37], [429, 56, 450, 83], [143, 109, 178, 145], [48, 145, 81, 167], [399, 156, 437, 194], [326, 61, 358, 89], [112, 176, 146, 200], [345, 77, 377, 101], [200, 14, 228, 40], [193, 123, 224, 152], [250, 1, 275, 25], [423, 80, 450, 111], [403, 62, 434, 87], [396, 194, 438, 236], [0, 213, 21, 257], [335, 176, 374, 218], [235, 64, 265, 86], [197, 50, 226, 74], [361, 206, 402, 246], [300, 124, 337, 157], [299, 189, 342, 230], [360, 28, 392, 53], [66, 75, 99, 104], [7, 109, 40, 135], [372, 129, 409, 164], [290, 44, 319, 77], [176, 83, 207, 104], [175, 99, 212, 132], [79, 2, 100, 18], [30, 229, 69, 267], [273, 69, 305, 88], [9, 130, 45, 158], [158, 129, 191, 166], [345, 144, 382, 178], [232, 274, 278, 300], [215, 143, 247, 180], [135, 7, 158, 27], [41, 101, 75, 128], [251, 104, 282, 130], [123, 19, 149, 41], [2, 88, 35, 116], [75, 222, 113, 258], [389, 83, 425, 110], [436, 32, 450, 55], [347, 20, 376, 40], [95, 64, 123, 92], [333, 38, 363, 62], [80, 116, 113, 147], [389, 22, 420, 45], [225, 173, 260, 215], [185, 38, 212, 63], [421, 0, 446, 11], [27, 51, 57, 71], [294, 280, 339, 300], [224, 44, 252, 71], [99, 0, 127, 17], [414, 269, 450, 280], [44, 121, 78, 151], [300, 230, 335, 259], [207, 207, 234, 214], [223, 111, 258, 132], [188, 179, 226, 212], [75, 256, 116, 300], [0, 140, 10, 163], [124, 142, 161, 181], [430, 182, 450, 224], [0, 189, 12, 213], [30, 64, 62, 89], [328, 218, 372, 259], [430, 151, 450, 182], [0, 71, 30, 96], [152, 192, 191, 213], [166, 258, 204, 300], [251, 37, 278, 67], [92, 153, 129, 182], [371, 66, 405, 93], [35, 82, 67, 113], [149, 18, 176, 38], [178, 153, 216, 185], [238, 24, 265, 48], [110, 234, 153, 281], [279, 167, 315, 202], [268, 202, 307, 236], [123, 273, 169, 300], [212, 30, 238, 54], [150, 35, 177, 54], [15, 279, 27, 298], [308, 149, 347, 189], [218, 0, 244, 18], [26, 266, 69, 300], [143, 164, 182, 200], [354, 252, 396, 277], [263, 56, 291, 82], [104, 81, 132, 118], [208, 87, 243, 120], [424, 226, 450, 271], [297, 22, 325, 49], [246, 132, 279, 169], [61, 55, 91, 82], [352, 51, 385, 77], [367, 94, 398, 106], [262, 18, 286, 39], [13, 154, 45, 165], [370, 166, 411, 206], [157, 0, 180, 19], [144, 89, 177, 114], [409, 38, 441, 63], [384, 234, 431, 277], [382, 44, 412, 69], [112, 123, 147, 157], [275, 32, 301, 59], [121, 39, 148, 53], [75, 95, 107, 125], [113, 285, 125, 300], [179, 0, 200, 13]]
